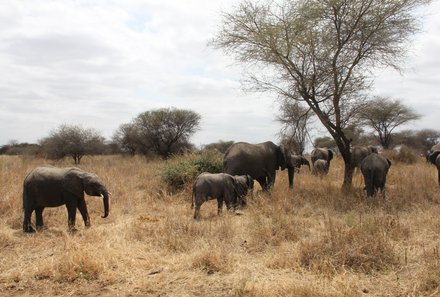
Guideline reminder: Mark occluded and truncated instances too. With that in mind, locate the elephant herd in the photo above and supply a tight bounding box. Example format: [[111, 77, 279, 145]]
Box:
[[21, 142, 440, 230]]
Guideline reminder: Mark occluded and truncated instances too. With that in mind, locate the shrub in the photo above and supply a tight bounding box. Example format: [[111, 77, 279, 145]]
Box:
[[384, 145, 418, 164], [161, 149, 223, 191]]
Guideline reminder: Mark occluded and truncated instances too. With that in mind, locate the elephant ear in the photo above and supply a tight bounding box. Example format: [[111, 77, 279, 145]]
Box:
[[277, 146, 287, 171], [327, 149, 334, 162], [429, 150, 440, 165], [62, 168, 85, 197]]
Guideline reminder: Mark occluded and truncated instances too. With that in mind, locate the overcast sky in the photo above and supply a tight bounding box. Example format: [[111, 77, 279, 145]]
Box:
[[0, 0, 439, 149]]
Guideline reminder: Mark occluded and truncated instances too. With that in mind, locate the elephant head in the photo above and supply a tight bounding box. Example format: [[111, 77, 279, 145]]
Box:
[[288, 154, 311, 172], [429, 150, 440, 166], [63, 169, 109, 218], [233, 174, 254, 206], [311, 148, 334, 164]]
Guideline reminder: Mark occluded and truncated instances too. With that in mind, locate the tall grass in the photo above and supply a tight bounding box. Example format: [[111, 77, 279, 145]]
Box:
[[1, 154, 440, 296]]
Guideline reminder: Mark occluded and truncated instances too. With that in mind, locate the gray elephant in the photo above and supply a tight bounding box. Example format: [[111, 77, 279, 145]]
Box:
[[290, 154, 310, 173], [426, 144, 440, 163], [22, 166, 110, 232], [351, 145, 378, 169], [312, 159, 329, 176], [428, 150, 440, 186], [223, 141, 294, 190], [360, 154, 391, 198], [191, 172, 253, 219], [311, 148, 333, 175]]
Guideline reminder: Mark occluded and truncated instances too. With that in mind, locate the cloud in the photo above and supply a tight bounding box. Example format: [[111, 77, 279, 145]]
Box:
[[0, 0, 439, 149]]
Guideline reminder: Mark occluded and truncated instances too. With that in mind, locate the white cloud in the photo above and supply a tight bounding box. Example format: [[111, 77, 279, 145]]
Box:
[[0, 0, 439, 149]]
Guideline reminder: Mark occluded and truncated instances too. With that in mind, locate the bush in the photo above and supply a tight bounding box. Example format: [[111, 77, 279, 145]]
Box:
[[384, 145, 418, 164], [161, 149, 223, 191]]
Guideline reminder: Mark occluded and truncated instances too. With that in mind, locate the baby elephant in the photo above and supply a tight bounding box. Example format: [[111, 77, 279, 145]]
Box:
[[192, 172, 253, 219], [360, 154, 391, 198], [23, 166, 110, 232]]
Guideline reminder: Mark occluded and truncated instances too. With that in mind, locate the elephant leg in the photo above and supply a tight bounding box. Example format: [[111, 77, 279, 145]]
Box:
[[217, 198, 224, 215], [77, 198, 91, 228], [193, 204, 201, 220], [193, 195, 203, 220], [66, 203, 78, 232], [437, 168, 440, 186], [256, 177, 267, 191], [35, 207, 45, 231], [23, 208, 35, 233]]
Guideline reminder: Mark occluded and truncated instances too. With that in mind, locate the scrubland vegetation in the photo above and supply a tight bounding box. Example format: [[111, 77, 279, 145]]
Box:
[[1, 154, 440, 296]]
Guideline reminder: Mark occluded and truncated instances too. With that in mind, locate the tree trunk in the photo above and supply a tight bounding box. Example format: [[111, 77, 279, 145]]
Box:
[[340, 148, 354, 192]]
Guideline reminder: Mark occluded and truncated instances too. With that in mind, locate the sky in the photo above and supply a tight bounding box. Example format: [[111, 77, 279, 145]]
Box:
[[0, 0, 439, 149]]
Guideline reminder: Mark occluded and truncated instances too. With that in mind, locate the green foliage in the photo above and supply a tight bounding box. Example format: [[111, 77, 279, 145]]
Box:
[[161, 149, 223, 191]]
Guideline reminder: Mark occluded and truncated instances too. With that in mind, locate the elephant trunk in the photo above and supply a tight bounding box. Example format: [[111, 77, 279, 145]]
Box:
[[102, 191, 110, 218], [305, 160, 311, 171], [288, 167, 294, 189]]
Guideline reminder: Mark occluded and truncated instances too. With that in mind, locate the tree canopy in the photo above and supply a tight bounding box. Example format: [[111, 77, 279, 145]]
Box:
[[113, 108, 201, 158], [358, 97, 421, 149], [40, 124, 106, 164], [212, 0, 431, 189]]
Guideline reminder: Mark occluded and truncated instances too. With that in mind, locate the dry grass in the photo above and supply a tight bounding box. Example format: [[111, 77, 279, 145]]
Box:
[[1, 154, 440, 296]]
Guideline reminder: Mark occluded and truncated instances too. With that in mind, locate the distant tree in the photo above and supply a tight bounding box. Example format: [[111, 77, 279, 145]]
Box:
[[0, 141, 41, 156], [394, 129, 440, 153], [112, 123, 139, 155], [314, 136, 336, 151], [133, 107, 201, 158], [212, 0, 431, 190], [203, 140, 234, 154], [40, 124, 106, 164], [358, 97, 421, 149], [277, 101, 312, 154]]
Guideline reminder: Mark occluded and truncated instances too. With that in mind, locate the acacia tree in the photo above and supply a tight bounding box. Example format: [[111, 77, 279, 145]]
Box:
[[131, 107, 201, 158], [40, 124, 106, 164], [358, 97, 421, 149], [212, 0, 431, 190], [112, 123, 139, 155]]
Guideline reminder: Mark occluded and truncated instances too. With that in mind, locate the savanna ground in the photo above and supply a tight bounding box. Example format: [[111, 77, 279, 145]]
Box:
[[1, 154, 440, 296]]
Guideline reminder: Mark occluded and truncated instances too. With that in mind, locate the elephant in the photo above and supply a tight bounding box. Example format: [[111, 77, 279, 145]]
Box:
[[311, 148, 333, 174], [191, 172, 253, 219], [426, 144, 440, 163], [22, 166, 110, 232], [360, 154, 391, 198], [312, 159, 329, 176], [290, 154, 311, 173], [223, 141, 294, 191], [351, 145, 379, 169], [428, 150, 440, 186]]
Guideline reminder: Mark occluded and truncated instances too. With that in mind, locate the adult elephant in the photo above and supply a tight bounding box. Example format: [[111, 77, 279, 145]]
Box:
[[312, 159, 329, 176], [223, 141, 293, 191], [290, 154, 310, 173], [23, 166, 110, 232], [428, 150, 440, 186], [351, 145, 379, 169], [191, 172, 253, 219], [360, 154, 391, 198], [311, 148, 333, 174]]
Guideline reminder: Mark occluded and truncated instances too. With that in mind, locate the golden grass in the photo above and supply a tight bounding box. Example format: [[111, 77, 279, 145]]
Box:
[[1, 154, 440, 296]]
